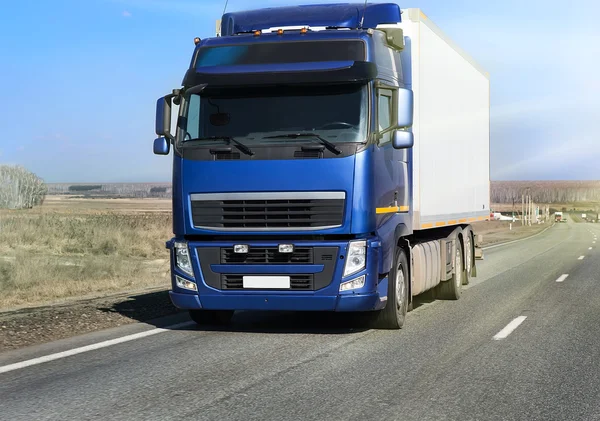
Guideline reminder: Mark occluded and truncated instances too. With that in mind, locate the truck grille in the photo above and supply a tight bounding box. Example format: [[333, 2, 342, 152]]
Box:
[[190, 193, 345, 230], [221, 247, 313, 264], [221, 274, 314, 290]]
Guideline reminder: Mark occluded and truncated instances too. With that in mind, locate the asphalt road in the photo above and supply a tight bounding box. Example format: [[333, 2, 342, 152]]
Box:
[[2, 221, 600, 421]]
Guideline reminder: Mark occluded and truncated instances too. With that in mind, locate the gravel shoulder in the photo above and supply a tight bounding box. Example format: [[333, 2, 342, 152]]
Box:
[[472, 220, 550, 247], [0, 288, 178, 352]]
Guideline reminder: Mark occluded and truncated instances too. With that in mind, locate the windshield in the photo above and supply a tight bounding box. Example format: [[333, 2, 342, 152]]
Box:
[[178, 84, 368, 145]]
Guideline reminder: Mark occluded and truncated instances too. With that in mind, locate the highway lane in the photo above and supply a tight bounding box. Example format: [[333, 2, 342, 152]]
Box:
[[2, 221, 600, 420]]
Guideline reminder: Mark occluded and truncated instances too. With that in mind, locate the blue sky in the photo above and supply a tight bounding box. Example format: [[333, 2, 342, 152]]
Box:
[[0, 0, 599, 182]]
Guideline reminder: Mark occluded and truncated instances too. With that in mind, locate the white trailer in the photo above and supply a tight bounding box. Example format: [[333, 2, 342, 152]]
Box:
[[399, 9, 490, 230]]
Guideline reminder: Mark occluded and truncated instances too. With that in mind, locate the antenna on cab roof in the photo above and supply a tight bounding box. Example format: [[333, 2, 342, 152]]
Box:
[[358, 0, 368, 29], [222, 0, 229, 16], [216, 0, 229, 37]]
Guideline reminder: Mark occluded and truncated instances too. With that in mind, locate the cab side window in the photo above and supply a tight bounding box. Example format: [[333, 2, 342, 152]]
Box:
[[378, 89, 393, 144]]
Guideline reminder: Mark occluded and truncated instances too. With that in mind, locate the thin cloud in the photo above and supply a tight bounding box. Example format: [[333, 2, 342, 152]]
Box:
[[122, 10, 132, 17]]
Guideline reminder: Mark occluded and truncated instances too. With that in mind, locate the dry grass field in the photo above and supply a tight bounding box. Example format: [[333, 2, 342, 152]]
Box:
[[0, 192, 565, 312], [0, 196, 172, 310]]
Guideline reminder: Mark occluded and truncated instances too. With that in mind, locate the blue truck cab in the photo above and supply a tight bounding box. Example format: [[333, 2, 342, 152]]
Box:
[[153, 3, 486, 329]]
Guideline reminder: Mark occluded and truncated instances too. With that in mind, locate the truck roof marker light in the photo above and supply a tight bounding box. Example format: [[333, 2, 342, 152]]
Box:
[[277, 29, 284, 35], [300, 27, 308, 34], [253, 30, 261, 36], [194, 37, 201, 45]]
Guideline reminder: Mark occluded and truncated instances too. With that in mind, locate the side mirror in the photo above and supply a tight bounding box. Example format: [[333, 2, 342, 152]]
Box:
[[155, 96, 174, 140], [153, 137, 170, 155], [392, 130, 414, 149], [380, 27, 405, 50], [397, 88, 414, 128]]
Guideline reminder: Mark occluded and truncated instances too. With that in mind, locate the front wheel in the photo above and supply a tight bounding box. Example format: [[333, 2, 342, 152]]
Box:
[[189, 310, 234, 326], [372, 247, 409, 329]]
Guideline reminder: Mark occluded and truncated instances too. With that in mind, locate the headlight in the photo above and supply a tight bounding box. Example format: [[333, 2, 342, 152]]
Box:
[[343, 240, 366, 277], [174, 241, 194, 278]]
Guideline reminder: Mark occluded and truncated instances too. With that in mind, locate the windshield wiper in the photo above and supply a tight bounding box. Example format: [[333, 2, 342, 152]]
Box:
[[263, 133, 342, 155], [187, 136, 254, 156]]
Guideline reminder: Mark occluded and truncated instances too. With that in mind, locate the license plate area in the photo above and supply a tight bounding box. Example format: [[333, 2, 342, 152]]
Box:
[[242, 276, 291, 289]]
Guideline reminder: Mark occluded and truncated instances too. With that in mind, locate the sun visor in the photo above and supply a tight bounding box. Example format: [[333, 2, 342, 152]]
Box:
[[182, 61, 377, 88]]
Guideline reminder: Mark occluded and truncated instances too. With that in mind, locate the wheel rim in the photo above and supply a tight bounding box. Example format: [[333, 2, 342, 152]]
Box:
[[455, 246, 462, 288], [465, 236, 472, 275], [396, 264, 406, 312]]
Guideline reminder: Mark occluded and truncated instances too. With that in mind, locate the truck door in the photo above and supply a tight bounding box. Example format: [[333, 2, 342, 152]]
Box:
[[373, 86, 409, 224]]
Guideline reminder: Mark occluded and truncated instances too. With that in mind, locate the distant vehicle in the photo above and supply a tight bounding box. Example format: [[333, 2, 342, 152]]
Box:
[[493, 212, 516, 222], [153, 3, 490, 329], [555, 211, 563, 222]]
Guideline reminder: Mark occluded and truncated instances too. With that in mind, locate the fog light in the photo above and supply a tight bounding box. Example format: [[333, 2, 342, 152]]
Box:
[[234, 244, 249, 254], [176, 275, 197, 292], [278, 244, 294, 253], [339, 275, 366, 292]]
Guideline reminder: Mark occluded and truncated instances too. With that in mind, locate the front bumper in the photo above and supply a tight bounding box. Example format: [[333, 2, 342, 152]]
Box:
[[167, 237, 387, 312], [169, 290, 381, 312]]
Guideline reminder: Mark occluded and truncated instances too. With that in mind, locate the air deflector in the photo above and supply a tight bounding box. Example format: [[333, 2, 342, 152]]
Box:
[[220, 3, 402, 36]]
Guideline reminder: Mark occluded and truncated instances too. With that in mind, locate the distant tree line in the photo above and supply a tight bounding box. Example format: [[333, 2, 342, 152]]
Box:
[[492, 181, 600, 204], [0, 165, 48, 209], [68, 185, 102, 192], [46, 182, 172, 198]]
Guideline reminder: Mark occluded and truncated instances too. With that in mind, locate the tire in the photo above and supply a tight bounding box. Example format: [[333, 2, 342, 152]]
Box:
[[463, 232, 473, 285], [436, 239, 463, 300], [189, 309, 234, 326], [373, 247, 409, 329]]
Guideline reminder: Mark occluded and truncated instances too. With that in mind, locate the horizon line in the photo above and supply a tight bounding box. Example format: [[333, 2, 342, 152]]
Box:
[[45, 179, 600, 184]]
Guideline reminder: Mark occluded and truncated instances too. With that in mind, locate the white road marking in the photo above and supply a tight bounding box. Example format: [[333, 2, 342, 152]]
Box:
[[493, 316, 527, 340], [555, 274, 569, 283], [0, 321, 195, 374], [578, 256, 585, 260], [590, 247, 593, 250]]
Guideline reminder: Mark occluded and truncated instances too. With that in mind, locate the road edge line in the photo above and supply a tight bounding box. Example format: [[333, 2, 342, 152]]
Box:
[[0, 321, 195, 375]]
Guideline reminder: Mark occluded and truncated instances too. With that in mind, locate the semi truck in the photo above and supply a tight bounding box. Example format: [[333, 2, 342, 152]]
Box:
[[153, 3, 490, 329]]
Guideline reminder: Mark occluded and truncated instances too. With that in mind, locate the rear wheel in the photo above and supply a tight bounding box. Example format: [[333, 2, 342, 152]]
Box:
[[436, 239, 463, 300], [189, 310, 234, 326], [463, 232, 473, 285], [373, 247, 409, 329]]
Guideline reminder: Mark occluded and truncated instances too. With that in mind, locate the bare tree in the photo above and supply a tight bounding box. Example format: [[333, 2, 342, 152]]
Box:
[[492, 181, 600, 204], [0, 165, 47, 209]]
